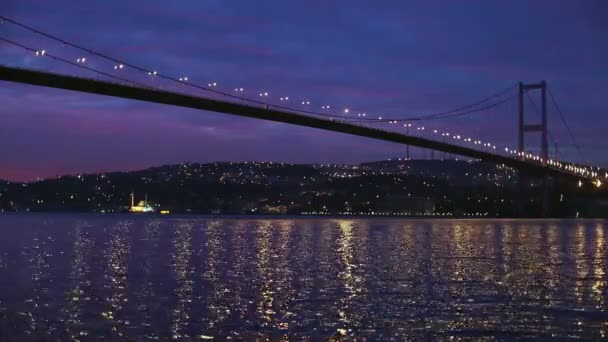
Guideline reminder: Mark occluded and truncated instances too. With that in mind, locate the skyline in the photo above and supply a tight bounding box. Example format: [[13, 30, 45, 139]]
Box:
[[1, 1, 607, 181]]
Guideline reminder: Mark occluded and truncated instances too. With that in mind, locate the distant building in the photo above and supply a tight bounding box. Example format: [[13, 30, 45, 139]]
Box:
[[130, 192, 154, 213]]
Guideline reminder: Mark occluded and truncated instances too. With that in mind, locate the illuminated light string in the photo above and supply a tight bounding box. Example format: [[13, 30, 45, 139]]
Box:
[[345, 95, 520, 154], [0, 18, 604, 180], [0, 15, 520, 125], [0, 15, 526, 159], [0, 36, 151, 90], [3, 34, 510, 161], [0, 16, 306, 112], [3, 14, 436, 125], [355, 85, 518, 123]]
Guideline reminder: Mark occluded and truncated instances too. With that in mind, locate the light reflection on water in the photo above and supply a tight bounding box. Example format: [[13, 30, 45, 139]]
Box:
[[0, 215, 607, 340]]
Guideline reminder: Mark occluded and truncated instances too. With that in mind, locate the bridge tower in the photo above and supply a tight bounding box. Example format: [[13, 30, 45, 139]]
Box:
[[518, 81, 554, 217], [518, 81, 548, 163]]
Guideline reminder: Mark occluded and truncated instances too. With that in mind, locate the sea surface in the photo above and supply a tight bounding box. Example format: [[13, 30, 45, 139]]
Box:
[[0, 214, 607, 340]]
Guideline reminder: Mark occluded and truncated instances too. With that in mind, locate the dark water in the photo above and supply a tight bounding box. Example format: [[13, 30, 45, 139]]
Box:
[[0, 215, 607, 340]]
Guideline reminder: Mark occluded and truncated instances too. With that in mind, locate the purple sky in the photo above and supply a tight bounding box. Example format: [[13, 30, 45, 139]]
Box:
[[1, 0, 607, 181]]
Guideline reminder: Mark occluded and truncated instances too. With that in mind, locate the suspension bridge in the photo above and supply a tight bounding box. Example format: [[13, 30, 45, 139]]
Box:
[[0, 15, 605, 187]]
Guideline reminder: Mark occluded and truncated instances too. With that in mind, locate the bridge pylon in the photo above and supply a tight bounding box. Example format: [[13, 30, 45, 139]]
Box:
[[518, 81, 548, 163], [517, 81, 554, 217]]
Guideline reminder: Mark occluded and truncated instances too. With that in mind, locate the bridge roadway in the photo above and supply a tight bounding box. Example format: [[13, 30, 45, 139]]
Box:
[[0, 65, 578, 179]]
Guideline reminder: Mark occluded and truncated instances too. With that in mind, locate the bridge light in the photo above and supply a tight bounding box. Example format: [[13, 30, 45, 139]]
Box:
[[596, 179, 602, 188], [578, 180, 583, 188], [344, 108, 350, 114], [40, 49, 45, 56]]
